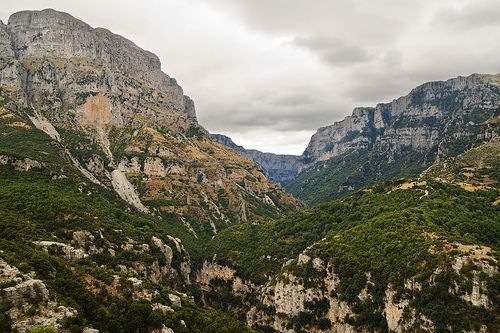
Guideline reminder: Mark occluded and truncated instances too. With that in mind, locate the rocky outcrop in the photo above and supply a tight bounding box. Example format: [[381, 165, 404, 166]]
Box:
[[113, 234, 191, 285], [0, 155, 42, 171], [211, 134, 303, 185], [110, 169, 149, 213], [0, 259, 77, 332], [33, 241, 89, 260], [196, 261, 252, 297], [247, 244, 498, 333]]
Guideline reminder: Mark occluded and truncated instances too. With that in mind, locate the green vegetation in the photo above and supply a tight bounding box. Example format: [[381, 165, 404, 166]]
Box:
[[0, 163, 261, 331], [210, 180, 499, 331], [28, 325, 56, 333], [424, 138, 500, 187], [211, 181, 499, 283], [0, 75, 498, 332], [185, 125, 205, 139], [286, 147, 432, 205]]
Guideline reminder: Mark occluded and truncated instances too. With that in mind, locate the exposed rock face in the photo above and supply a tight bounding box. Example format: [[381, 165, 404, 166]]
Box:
[[151, 236, 174, 268], [2, 9, 192, 128], [303, 75, 499, 163], [287, 74, 500, 204], [6, 9, 188, 117], [247, 246, 497, 333], [0, 155, 42, 171], [211, 134, 303, 185], [0, 9, 300, 236], [110, 169, 149, 213], [33, 240, 89, 260], [0, 259, 77, 332]]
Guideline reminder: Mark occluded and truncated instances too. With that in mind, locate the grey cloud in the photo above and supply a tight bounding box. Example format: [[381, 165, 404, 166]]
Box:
[[294, 36, 371, 66], [432, 0, 500, 30], [270, 92, 317, 107], [343, 72, 414, 105], [201, 0, 425, 44], [198, 0, 337, 35], [201, 100, 343, 133]]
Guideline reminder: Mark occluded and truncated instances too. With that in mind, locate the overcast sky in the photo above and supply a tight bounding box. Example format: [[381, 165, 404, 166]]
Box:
[[2, 0, 500, 154]]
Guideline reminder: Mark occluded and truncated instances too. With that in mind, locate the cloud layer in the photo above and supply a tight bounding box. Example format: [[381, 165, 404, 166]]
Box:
[[2, 0, 500, 154]]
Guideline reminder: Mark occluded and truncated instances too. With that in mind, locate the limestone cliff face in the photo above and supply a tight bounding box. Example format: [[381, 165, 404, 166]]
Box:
[[287, 74, 500, 204], [6, 9, 184, 108], [211, 134, 303, 186], [246, 244, 497, 333], [2, 9, 191, 125], [0, 259, 78, 332], [0, 9, 300, 235], [303, 74, 499, 163]]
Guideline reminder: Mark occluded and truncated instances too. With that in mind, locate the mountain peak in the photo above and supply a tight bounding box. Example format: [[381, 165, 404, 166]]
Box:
[[0, 8, 300, 235], [3, 8, 196, 121], [7, 9, 173, 95], [8, 8, 90, 29]]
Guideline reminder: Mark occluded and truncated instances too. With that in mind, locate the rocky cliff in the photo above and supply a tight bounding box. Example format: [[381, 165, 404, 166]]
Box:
[[1, 8, 499, 333], [211, 134, 303, 185], [247, 239, 498, 333], [0, 9, 300, 238], [286, 74, 500, 204]]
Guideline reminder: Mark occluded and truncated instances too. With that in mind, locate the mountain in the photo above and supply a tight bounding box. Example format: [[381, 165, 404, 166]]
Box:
[[0, 8, 300, 332], [285, 74, 500, 204], [205, 147, 500, 331], [423, 135, 500, 190], [210, 134, 302, 185], [212, 74, 499, 206], [0, 9, 300, 237]]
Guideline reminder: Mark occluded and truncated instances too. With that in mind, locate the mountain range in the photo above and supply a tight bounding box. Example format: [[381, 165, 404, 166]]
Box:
[[0, 9, 498, 333]]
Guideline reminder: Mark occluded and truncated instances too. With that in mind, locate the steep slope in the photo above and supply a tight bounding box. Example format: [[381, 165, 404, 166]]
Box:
[[0, 9, 300, 240], [211, 134, 303, 185], [205, 177, 499, 332], [286, 74, 500, 204], [0, 107, 255, 332]]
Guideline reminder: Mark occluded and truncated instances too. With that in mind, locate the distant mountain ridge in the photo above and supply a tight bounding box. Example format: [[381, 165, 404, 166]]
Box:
[[210, 134, 303, 185]]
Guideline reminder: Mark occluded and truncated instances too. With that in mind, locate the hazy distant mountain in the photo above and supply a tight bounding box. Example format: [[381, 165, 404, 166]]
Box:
[[211, 134, 303, 185]]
